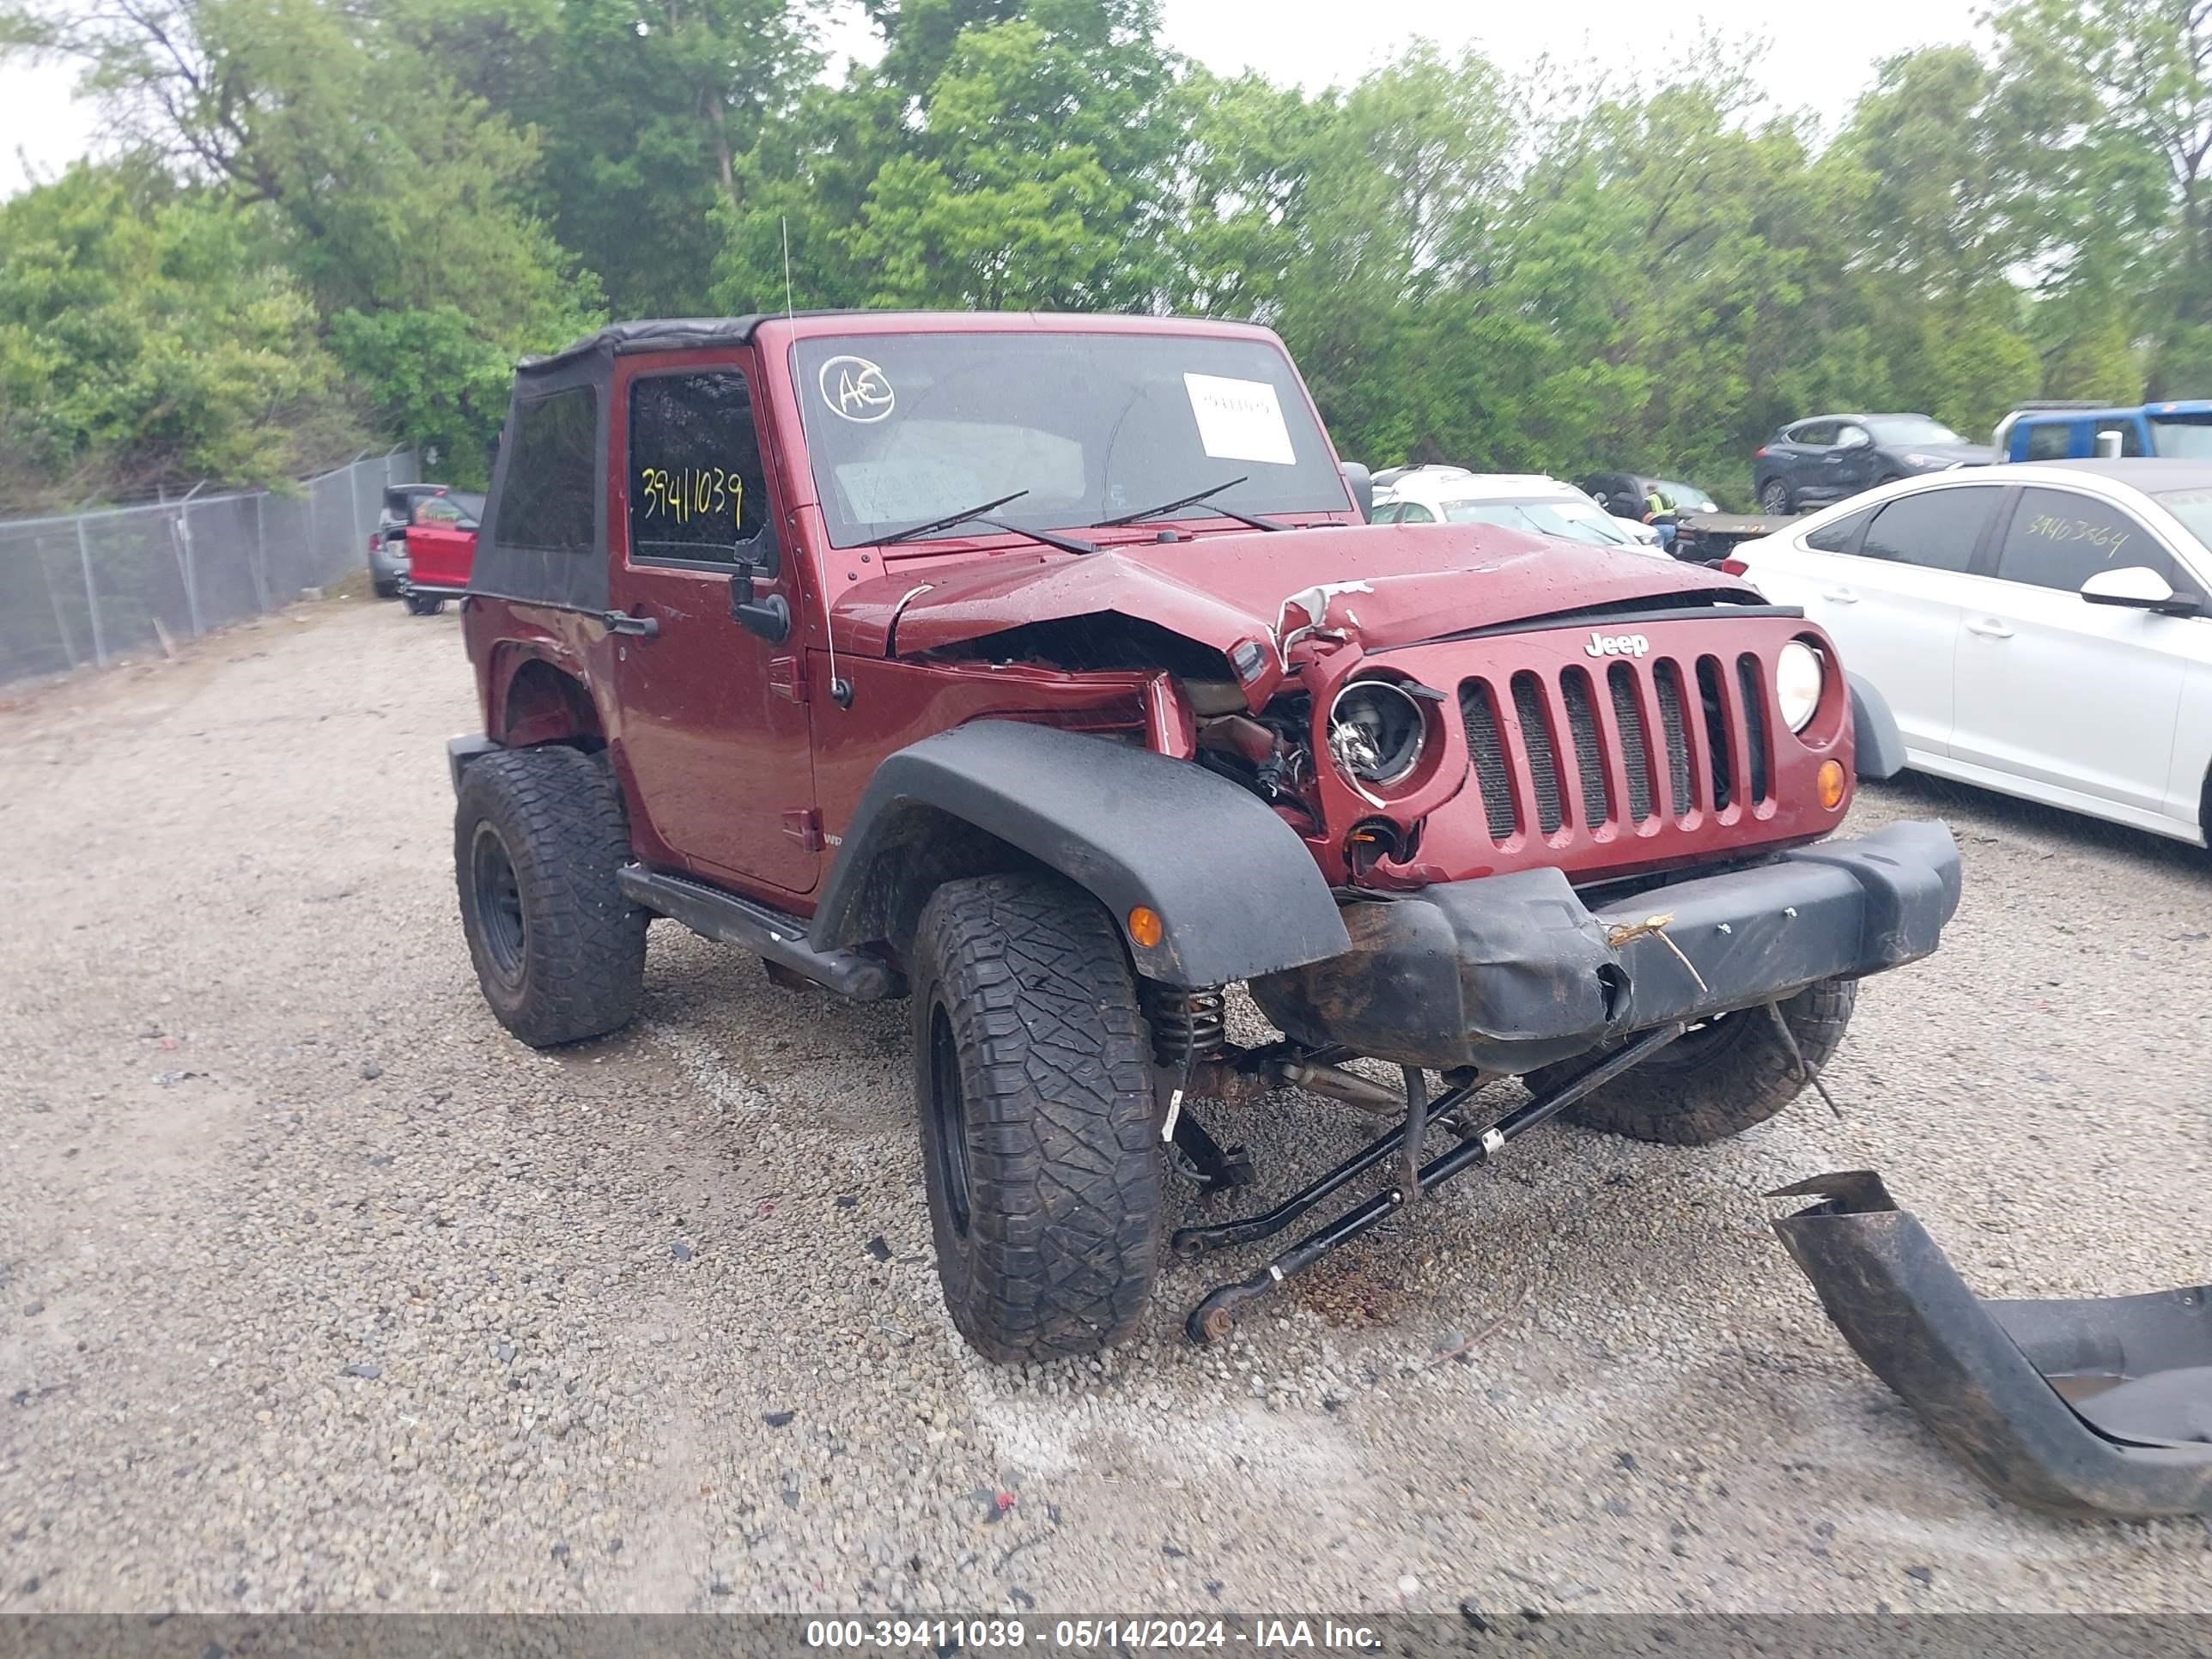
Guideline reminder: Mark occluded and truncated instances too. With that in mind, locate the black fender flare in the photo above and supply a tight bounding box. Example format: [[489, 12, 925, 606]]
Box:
[[808, 720, 1351, 988], [1848, 672, 1908, 781]]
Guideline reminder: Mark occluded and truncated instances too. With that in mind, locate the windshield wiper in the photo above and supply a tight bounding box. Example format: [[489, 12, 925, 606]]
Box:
[[875, 489, 1098, 556], [1098, 477, 1289, 532]]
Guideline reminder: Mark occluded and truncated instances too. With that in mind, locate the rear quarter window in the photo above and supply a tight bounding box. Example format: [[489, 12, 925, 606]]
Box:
[[1802, 505, 1876, 554], [496, 388, 598, 553]]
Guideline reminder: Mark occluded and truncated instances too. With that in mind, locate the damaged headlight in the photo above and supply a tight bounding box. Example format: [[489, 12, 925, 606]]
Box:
[[1328, 680, 1426, 787]]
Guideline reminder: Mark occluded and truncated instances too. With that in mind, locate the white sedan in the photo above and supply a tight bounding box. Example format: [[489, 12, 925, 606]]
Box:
[[1370, 467, 1670, 557], [1728, 459, 2212, 847]]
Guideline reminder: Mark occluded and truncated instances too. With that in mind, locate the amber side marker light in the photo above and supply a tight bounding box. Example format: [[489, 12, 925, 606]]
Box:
[[1127, 906, 1164, 949], [1816, 760, 1847, 811]]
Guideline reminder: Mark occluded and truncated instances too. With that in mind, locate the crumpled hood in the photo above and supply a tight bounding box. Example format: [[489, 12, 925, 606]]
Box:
[[832, 521, 1753, 661]]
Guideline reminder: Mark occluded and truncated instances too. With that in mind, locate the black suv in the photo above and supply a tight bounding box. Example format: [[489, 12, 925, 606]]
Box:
[[1753, 415, 1991, 515]]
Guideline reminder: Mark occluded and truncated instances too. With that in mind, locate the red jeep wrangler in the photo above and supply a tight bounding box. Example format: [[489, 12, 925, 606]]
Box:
[[444, 312, 1960, 1363]]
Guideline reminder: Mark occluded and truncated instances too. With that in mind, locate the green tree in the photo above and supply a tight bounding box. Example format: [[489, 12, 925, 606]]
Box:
[[0, 162, 357, 504]]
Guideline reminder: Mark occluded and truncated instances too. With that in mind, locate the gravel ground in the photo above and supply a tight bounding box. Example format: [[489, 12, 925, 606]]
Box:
[[1, 593, 2207, 1616]]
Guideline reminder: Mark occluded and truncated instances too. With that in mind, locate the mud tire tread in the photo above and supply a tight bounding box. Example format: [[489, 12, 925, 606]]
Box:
[[454, 745, 647, 1048], [912, 872, 1162, 1364]]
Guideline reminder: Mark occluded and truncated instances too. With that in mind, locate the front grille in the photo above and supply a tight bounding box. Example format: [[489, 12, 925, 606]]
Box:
[[1562, 670, 1609, 828], [1608, 664, 1655, 823], [1457, 645, 1772, 844], [1511, 672, 1565, 836], [1654, 660, 1692, 816], [1738, 653, 1771, 804], [1459, 679, 1518, 837]]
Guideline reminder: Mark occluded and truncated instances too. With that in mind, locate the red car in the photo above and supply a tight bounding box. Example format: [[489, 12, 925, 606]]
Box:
[[398, 490, 483, 614], [439, 311, 1959, 1364]]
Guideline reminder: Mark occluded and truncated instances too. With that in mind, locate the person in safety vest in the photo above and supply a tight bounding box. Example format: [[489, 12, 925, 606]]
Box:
[[1642, 482, 1678, 555]]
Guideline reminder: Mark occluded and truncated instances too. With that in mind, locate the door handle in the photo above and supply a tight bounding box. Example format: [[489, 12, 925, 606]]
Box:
[[1820, 587, 1859, 604], [605, 610, 659, 638], [1966, 618, 2014, 639]]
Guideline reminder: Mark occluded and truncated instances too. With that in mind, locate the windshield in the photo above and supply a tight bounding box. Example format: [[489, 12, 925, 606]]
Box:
[[1441, 496, 1634, 546], [2148, 416, 2212, 459], [1864, 415, 1966, 447], [2153, 487, 2212, 548], [791, 331, 1351, 548]]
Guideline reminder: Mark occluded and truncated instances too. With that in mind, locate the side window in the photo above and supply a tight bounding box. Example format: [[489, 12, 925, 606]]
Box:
[[2022, 422, 2073, 461], [1370, 503, 1401, 524], [2093, 419, 2145, 458], [1397, 502, 1437, 524], [1792, 421, 1837, 447], [498, 388, 598, 554], [1996, 488, 2173, 592], [1859, 486, 1999, 573], [627, 369, 774, 571], [1803, 504, 1877, 554]]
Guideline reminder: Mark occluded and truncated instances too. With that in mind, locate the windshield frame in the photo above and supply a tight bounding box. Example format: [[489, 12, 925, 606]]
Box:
[[784, 325, 1354, 550]]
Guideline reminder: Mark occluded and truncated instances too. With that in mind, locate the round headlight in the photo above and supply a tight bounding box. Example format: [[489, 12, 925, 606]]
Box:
[[1777, 640, 1825, 732], [1328, 680, 1427, 787]]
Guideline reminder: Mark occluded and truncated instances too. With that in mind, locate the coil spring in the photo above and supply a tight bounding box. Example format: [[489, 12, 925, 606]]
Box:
[[1146, 984, 1227, 1066]]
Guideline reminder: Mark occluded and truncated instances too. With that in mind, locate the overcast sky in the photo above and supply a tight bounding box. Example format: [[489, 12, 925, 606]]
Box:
[[2, 0, 1986, 199]]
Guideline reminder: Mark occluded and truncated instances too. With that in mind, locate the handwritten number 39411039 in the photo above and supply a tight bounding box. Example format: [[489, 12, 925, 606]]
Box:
[[639, 466, 743, 529]]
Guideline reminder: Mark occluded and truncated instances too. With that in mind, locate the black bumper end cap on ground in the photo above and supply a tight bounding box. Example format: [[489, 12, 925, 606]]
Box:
[[1771, 1170, 2212, 1520], [447, 733, 502, 797], [1248, 820, 1963, 1073]]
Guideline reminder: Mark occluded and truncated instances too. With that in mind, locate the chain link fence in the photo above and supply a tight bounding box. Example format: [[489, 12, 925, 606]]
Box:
[[0, 449, 420, 690]]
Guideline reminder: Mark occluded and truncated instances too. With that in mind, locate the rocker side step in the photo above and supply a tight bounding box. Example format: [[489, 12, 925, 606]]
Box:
[[617, 865, 904, 1001]]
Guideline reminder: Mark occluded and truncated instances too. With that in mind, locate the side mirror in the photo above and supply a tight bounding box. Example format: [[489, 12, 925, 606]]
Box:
[[1340, 461, 1375, 523], [729, 565, 792, 641], [2081, 565, 2197, 613]]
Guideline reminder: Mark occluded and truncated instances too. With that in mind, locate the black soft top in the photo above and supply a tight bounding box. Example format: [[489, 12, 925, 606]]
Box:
[[476, 313, 854, 611]]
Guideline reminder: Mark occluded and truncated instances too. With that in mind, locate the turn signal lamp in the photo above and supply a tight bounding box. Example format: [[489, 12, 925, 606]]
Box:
[[1127, 906, 1164, 949], [1816, 760, 1847, 811]]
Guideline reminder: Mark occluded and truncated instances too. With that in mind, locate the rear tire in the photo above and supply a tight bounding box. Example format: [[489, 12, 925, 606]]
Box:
[[1758, 478, 1795, 515], [1530, 978, 1856, 1146], [454, 745, 647, 1048], [910, 872, 1163, 1364]]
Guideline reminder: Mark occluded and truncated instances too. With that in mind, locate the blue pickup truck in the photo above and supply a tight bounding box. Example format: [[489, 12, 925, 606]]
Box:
[[1996, 398, 2212, 460]]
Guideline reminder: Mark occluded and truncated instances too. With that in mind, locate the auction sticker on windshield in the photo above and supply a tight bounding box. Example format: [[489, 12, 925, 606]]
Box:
[[1184, 373, 1295, 466]]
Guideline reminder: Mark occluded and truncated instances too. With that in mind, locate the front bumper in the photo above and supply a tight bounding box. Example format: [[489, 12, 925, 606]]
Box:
[[1773, 1172, 2212, 1519], [1247, 820, 1961, 1073]]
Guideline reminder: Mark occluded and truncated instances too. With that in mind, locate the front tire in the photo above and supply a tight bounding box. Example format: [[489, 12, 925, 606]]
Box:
[[454, 745, 647, 1048], [1758, 477, 1795, 515], [1531, 978, 1856, 1146], [911, 872, 1163, 1364], [404, 593, 446, 616]]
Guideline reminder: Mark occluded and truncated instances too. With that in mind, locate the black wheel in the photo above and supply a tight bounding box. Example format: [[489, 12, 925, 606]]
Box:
[[1758, 477, 1795, 515], [1528, 978, 1856, 1146], [404, 593, 446, 616], [910, 872, 1163, 1364], [453, 745, 647, 1048], [373, 579, 401, 599]]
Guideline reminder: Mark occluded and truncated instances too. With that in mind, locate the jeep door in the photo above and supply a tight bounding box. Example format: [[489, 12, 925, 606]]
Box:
[[609, 355, 821, 896]]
